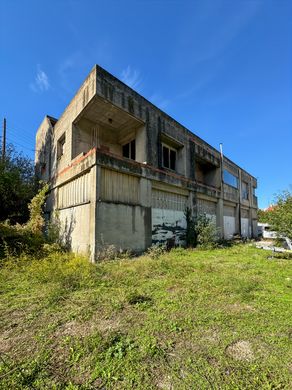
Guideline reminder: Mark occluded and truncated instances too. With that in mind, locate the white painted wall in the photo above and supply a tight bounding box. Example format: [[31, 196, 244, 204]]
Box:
[[224, 216, 236, 239], [241, 218, 250, 238], [58, 203, 91, 254]]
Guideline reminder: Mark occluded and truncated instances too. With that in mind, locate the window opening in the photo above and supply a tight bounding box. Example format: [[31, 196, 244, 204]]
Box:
[[122, 139, 136, 160], [162, 144, 176, 171]]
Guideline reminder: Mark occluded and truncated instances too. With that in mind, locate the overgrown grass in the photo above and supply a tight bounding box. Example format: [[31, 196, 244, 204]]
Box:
[[0, 245, 291, 389]]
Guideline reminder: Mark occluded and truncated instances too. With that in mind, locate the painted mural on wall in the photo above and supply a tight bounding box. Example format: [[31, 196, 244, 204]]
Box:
[[152, 208, 186, 245], [151, 188, 188, 245]]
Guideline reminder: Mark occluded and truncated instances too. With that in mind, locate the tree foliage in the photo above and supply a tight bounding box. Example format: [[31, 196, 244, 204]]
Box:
[[269, 190, 292, 240], [0, 183, 49, 258], [257, 208, 274, 224], [0, 144, 36, 223]]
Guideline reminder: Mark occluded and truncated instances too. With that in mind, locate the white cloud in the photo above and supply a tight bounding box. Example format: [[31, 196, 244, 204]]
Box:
[[148, 93, 170, 110], [121, 66, 142, 89], [30, 65, 50, 92]]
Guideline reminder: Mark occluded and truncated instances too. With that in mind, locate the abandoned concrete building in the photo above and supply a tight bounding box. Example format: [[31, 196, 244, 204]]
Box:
[[35, 65, 258, 259]]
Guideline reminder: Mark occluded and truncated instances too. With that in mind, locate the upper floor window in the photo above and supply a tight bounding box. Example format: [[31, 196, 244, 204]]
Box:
[[162, 144, 176, 171], [223, 169, 238, 188], [57, 133, 65, 160], [242, 181, 249, 200], [122, 139, 136, 160]]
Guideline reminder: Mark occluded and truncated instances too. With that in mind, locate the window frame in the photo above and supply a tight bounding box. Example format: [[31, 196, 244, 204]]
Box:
[[162, 142, 177, 171], [242, 181, 249, 200], [57, 133, 66, 160], [223, 169, 238, 188], [122, 139, 136, 161]]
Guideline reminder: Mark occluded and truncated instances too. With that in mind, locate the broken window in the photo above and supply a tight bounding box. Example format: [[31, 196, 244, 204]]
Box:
[[122, 139, 136, 160], [57, 133, 66, 160], [162, 144, 176, 171]]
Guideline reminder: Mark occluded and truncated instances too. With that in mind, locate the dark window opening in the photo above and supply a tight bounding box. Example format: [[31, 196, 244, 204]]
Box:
[[242, 182, 249, 200], [41, 163, 46, 175], [162, 144, 176, 171], [57, 133, 65, 160], [122, 139, 136, 160]]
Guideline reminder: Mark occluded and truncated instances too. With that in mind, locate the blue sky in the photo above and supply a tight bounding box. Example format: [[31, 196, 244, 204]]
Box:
[[0, 0, 291, 208]]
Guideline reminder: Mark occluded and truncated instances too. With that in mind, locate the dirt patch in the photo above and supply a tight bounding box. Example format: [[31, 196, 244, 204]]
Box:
[[225, 340, 254, 361], [156, 376, 174, 390], [203, 328, 221, 343], [226, 303, 256, 313], [54, 316, 120, 339]]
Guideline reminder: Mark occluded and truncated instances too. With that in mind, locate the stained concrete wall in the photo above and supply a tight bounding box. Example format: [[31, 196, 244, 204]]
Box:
[[58, 203, 91, 254], [96, 202, 151, 252], [35, 117, 53, 182]]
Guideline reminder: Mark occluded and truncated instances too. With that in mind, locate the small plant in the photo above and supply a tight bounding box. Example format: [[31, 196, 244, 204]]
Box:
[[146, 244, 166, 259], [185, 208, 219, 249], [195, 214, 219, 249]]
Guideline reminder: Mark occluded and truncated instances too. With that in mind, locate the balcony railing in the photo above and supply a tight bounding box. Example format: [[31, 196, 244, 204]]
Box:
[[223, 183, 239, 202]]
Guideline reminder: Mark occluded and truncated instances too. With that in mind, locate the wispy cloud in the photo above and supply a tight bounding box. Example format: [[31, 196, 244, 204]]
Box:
[[121, 66, 142, 89], [148, 93, 170, 110], [30, 65, 50, 92]]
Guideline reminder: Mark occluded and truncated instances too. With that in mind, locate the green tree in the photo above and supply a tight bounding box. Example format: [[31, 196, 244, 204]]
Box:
[[258, 208, 273, 223], [269, 190, 292, 240], [0, 144, 36, 224]]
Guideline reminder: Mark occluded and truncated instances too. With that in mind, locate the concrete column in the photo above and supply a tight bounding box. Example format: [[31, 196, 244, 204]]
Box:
[[238, 169, 242, 236], [139, 176, 152, 249], [236, 203, 240, 235], [88, 165, 97, 262], [216, 198, 224, 239], [89, 165, 101, 262]]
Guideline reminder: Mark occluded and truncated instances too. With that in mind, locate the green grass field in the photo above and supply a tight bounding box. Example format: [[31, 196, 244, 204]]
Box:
[[0, 245, 291, 389]]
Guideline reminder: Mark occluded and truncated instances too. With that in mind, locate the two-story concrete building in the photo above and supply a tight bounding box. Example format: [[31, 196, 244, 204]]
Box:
[[35, 65, 258, 260]]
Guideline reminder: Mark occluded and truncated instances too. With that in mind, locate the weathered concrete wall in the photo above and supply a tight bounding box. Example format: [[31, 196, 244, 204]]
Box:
[[35, 117, 53, 181], [96, 202, 151, 251], [50, 67, 96, 175], [58, 203, 91, 254]]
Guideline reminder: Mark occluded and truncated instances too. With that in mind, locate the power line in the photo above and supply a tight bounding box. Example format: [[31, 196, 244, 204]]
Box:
[[7, 131, 35, 149], [6, 137, 37, 152], [7, 127, 35, 143]]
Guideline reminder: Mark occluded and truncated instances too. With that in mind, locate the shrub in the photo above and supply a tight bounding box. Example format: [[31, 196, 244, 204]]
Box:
[[185, 209, 219, 249], [0, 184, 49, 259], [195, 214, 219, 249]]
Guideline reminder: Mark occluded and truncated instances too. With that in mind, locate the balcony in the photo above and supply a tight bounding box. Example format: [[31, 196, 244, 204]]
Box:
[[223, 183, 239, 202]]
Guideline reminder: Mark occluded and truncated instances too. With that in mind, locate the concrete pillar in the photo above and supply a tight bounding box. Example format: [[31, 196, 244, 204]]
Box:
[[236, 203, 240, 235], [139, 176, 152, 249], [216, 198, 224, 239], [90, 165, 101, 262]]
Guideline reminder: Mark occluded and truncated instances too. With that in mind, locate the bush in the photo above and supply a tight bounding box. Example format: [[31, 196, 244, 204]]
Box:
[[195, 214, 219, 248], [185, 208, 219, 249], [0, 184, 49, 259]]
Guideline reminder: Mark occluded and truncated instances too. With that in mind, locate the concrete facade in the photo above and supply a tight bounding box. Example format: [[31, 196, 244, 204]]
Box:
[[35, 65, 258, 260]]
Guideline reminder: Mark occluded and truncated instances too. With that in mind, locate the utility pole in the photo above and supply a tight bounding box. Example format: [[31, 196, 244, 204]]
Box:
[[2, 118, 6, 162]]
